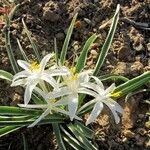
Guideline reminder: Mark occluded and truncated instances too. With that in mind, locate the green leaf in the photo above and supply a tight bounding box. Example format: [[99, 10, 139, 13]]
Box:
[[114, 71, 150, 97], [99, 74, 129, 82], [0, 106, 43, 116], [4, 17, 19, 74], [52, 123, 66, 150], [67, 123, 98, 150], [22, 19, 41, 61], [60, 125, 84, 150], [17, 38, 29, 62], [94, 4, 120, 75], [22, 133, 28, 150], [0, 126, 22, 137], [0, 118, 64, 126], [74, 121, 94, 139], [0, 70, 13, 81], [76, 34, 97, 73], [60, 13, 78, 65], [54, 37, 59, 65]]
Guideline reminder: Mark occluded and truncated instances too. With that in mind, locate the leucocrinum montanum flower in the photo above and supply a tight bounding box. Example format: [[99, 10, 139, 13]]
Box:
[[11, 53, 68, 105], [78, 76, 123, 125]]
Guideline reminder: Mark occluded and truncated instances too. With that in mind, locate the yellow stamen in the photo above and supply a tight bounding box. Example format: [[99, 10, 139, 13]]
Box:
[[70, 67, 78, 80], [30, 61, 40, 71], [111, 91, 122, 97]]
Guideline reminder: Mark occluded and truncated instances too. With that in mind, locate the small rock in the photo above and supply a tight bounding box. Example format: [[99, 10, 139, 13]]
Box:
[[113, 62, 128, 75], [90, 49, 98, 55], [123, 130, 135, 138], [137, 128, 147, 136]]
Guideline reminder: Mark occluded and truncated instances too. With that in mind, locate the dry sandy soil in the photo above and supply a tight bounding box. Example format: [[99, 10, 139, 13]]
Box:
[[0, 0, 150, 149]]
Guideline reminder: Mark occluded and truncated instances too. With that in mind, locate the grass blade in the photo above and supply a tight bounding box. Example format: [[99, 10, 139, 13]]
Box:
[[0, 106, 43, 116], [114, 71, 150, 97], [0, 70, 13, 81], [74, 121, 94, 139], [60, 13, 78, 65], [99, 74, 129, 82], [0, 126, 22, 137], [22, 19, 40, 61], [52, 123, 66, 150], [94, 4, 120, 75], [60, 125, 84, 150], [76, 34, 97, 73], [17, 38, 29, 62], [67, 123, 97, 150], [0, 118, 64, 126], [54, 37, 59, 65]]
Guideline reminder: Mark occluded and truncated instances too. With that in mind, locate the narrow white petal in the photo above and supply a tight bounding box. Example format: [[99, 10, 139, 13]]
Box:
[[34, 87, 47, 99], [18, 104, 47, 109], [107, 98, 123, 114], [17, 60, 30, 71], [11, 79, 26, 87], [86, 102, 103, 125], [55, 98, 68, 106], [46, 87, 71, 100], [13, 71, 30, 81], [68, 94, 78, 121], [46, 67, 69, 76], [40, 54, 54, 72], [78, 88, 98, 97], [77, 99, 96, 113], [103, 100, 122, 124], [41, 75, 59, 89], [90, 76, 104, 89], [105, 83, 116, 95], [80, 82, 103, 94], [28, 108, 50, 127], [24, 81, 38, 105]]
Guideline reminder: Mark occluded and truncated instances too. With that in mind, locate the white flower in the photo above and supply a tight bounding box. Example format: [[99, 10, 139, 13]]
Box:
[[78, 76, 123, 125], [11, 54, 68, 105], [46, 67, 93, 121], [18, 87, 81, 127]]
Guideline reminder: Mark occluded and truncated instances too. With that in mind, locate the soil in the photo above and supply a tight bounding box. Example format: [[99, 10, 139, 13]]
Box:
[[0, 0, 150, 150]]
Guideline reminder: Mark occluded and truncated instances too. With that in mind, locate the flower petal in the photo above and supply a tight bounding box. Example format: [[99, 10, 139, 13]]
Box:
[[41, 75, 59, 89], [17, 60, 30, 71], [77, 99, 96, 113], [55, 98, 68, 106], [12, 71, 30, 81], [103, 99, 123, 124], [34, 87, 47, 99], [80, 82, 103, 94], [68, 94, 78, 121], [104, 83, 116, 95], [46, 87, 71, 100], [78, 88, 98, 97], [18, 104, 47, 109], [11, 79, 26, 87], [24, 80, 38, 105], [28, 108, 50, 127], [40, 54, 54, 72], [90, 76, 104, 89], [86, 102, 103, 125]]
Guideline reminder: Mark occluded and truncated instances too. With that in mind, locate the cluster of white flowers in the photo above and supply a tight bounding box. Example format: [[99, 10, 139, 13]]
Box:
[[11, 54, 123, 127]]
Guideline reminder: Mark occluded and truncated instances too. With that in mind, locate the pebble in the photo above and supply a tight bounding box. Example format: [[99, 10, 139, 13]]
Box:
[[123, 130, 135, 138], [137, 128, 147, 136]]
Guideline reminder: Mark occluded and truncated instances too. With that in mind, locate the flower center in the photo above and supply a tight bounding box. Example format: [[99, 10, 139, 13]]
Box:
[[111, 91, 122, 97], [69, 67, 78, 81], [30, 61, 40, 71]]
